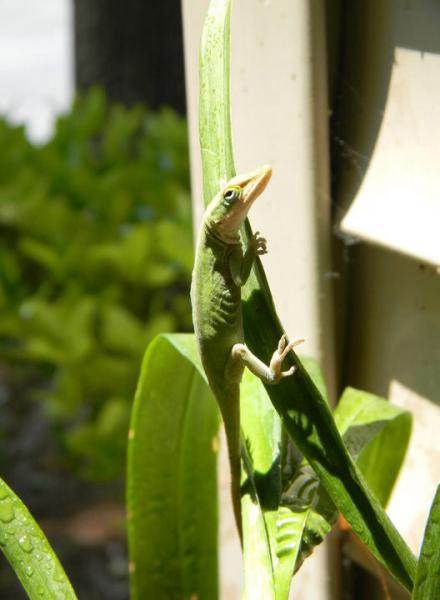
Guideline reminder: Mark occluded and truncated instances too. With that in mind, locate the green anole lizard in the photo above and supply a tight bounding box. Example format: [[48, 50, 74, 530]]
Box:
[[191, 165, 303, 537]]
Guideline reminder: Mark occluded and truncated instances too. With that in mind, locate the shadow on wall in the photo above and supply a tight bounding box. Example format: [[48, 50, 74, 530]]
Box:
[[331, 0, 440, 208]]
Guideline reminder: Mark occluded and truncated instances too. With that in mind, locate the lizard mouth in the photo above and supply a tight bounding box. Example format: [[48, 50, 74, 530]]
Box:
[[235, 164, 272, 207]]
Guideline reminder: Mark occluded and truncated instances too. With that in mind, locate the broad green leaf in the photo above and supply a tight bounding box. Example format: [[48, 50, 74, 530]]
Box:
[[127, 334, 219, 600], [334, 387, 412, 506], [413, 485, 440, 600], [199, 0, 416, 590], [0, 478, 77, 599]]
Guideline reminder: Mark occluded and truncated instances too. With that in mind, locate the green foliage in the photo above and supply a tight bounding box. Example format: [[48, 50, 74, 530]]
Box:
[[334, 387, 412, 507], [0, 88, 193, 481], [127, 334, 219, 600], [128, 334, 412, 600]]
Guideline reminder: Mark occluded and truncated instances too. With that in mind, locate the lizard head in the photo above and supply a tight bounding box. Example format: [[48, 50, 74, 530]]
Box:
[[207, 165, 272, 242]]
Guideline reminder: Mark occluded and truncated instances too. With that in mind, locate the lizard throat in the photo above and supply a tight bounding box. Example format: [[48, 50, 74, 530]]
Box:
[[204, 219, 241, 245]]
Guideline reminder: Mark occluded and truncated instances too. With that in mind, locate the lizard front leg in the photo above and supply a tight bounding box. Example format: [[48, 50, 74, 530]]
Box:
[[229, 335, 304, 384], [229, 231, 267, 287]]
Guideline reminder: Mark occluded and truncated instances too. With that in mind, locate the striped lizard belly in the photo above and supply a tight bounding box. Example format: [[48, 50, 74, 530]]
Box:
[[192, 277, 243, 387], [191, 232, 244, 387]]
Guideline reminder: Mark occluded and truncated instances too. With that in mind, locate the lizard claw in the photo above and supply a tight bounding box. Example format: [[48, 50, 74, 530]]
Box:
[[281, 365, 296, 378], [269, 335, 304, 383], [250, 231, 268, 255]]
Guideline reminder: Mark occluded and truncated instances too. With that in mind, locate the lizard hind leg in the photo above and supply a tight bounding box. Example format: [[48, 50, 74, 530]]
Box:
[[231, 335, 304, 385]]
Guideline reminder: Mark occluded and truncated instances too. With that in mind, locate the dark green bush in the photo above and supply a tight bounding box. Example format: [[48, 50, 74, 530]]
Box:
[[0, 88, 193, 481]]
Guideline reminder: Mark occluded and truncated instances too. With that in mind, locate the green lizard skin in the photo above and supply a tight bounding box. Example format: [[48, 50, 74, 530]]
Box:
[[191, 165, 302, 538]]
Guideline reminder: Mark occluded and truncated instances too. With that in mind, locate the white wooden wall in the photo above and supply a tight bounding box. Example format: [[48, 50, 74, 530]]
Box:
[[182, 1, 440, 599]]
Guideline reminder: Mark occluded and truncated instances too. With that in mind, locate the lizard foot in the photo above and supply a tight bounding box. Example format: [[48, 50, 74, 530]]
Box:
[[269, 335, 304, 382], [250, 231, 268, 256]]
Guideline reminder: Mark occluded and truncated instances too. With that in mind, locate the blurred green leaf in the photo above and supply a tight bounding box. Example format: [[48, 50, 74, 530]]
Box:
[[0, 88, 193, 481], [100, 304, 146, 355]]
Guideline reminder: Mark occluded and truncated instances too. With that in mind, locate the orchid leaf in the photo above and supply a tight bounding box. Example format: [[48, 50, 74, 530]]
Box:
[[413, 485, 440, 600], [0, 478, 77, 599], [334, 387, 412, 507], [127, 334, 219, 600]]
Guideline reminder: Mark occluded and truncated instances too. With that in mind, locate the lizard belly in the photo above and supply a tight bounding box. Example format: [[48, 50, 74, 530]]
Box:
[[206, 282, 241, 336], [191, 233, 243, 390], [192, 281, 242, 386], [198, 288, 243, 387]]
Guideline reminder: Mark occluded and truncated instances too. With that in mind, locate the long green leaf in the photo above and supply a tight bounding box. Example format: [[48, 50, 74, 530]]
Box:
[[199, 0, 416, 590], [240, 369, 280, 599], [242, 494, 276, 600], [200, 2, 284, 596], [199, 0, 234, 203], [127, 334, 219, 600], [0, 477, 77, 599], [241, 438, 276, 600], [412, 485, 440, 600]]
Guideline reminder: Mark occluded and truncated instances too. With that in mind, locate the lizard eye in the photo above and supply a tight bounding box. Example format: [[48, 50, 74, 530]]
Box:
[[223, 187, 240, 205]]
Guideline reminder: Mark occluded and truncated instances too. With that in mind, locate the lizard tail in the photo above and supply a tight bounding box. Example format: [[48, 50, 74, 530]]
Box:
[[229, 437, 242, 543], [220, 387, 243, 543]]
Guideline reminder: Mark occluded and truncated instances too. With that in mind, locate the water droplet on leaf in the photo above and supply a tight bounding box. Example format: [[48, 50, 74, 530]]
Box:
[[18, 534, 33, 553], [0, 503, 14, 523], [53, 571, 65, 584]]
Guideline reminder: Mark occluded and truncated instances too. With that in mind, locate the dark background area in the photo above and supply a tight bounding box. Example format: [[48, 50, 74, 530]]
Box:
[[74, 0, 186, 114]]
